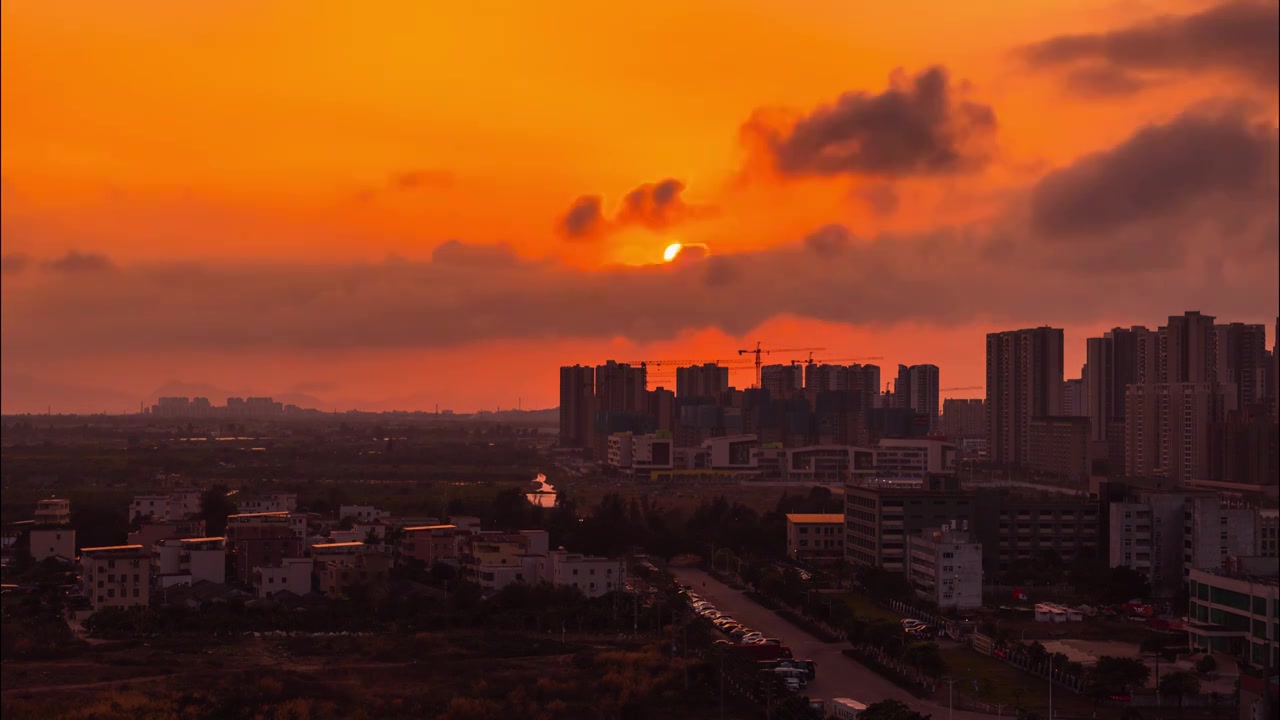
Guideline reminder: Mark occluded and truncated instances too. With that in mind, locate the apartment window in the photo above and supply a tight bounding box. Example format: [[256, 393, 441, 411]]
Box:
[[107, 574, 115, 582], [942, 552, 954, 559]]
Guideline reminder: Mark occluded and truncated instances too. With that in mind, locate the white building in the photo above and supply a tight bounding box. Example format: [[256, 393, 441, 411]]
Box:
[[29, 527, 76, 562], [226, 511, 307, 539], [33, 498, 72, 525], [129, 489, 203, 522], [81, 545, 151, 611], [236, 492, 298, 514], [874, 439, 958, 481], [549, 549, 623, 598], [1108, 491, 1200, 598], [153, 537, 226, 588], [905, 525, 982, 609], [703, 435, 759, 470], [606, 432, 674, 476], [130, 495, 172, 521], [1183, 497, 1257, 577], [338, 505, 390, 523], [253, 557, 315, 598]]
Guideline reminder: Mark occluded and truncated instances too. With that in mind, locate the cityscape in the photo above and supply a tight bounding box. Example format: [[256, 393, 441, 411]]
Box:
[[4, 1, 1280, 719]]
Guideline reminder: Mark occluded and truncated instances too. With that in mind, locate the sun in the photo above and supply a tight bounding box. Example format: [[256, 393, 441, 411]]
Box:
[[662, 243, 683, 262]]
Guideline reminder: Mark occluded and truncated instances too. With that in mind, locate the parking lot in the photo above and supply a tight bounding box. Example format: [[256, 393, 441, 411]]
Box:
[[672, 567, 998, 720]]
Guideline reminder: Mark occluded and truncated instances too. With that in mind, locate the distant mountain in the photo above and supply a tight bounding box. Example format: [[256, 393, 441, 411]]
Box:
[[0, 374, 141, 415], [148, 380, 327, 409]]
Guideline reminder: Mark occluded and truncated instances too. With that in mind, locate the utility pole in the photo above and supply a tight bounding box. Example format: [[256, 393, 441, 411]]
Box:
[[944, 677, 956, 720], [719, 650, 725, 720], [1048, 655, 1054, 720], [995, 703, 1005, 720]]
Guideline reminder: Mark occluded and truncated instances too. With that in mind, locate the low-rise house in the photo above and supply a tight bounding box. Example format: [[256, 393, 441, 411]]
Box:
[[153, 537, 226, 588], [400, 524, 461, 566], [318, 552, 390, 601], [128, 518, 207, 549], [252, 557, 315, 598], [81, 545, 151, 611], [549, 549, 623, 598], [785, 514, 844, 561]]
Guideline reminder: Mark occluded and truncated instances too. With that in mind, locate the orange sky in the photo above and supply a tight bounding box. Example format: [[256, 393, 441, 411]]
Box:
[[2, 0, 1276, 413]]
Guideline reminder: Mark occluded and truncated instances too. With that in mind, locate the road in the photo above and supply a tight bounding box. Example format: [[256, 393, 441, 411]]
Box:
[[672, 567, 995, 720]]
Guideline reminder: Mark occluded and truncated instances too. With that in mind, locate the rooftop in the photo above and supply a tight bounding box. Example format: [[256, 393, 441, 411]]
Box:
[[403, 524, 457, 532], [82, 544, 148, 555], [227, 511, 290, 519], [311, 542, 365, 549], [785, 514, 845, 524], [178, 536, 226, 543]]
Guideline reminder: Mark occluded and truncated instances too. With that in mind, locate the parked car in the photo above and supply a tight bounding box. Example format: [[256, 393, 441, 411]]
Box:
[[901, 619, 924, 629], [741, 632, 764, 643]]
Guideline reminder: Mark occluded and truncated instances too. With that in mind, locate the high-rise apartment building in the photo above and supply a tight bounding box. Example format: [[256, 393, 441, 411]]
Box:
[[558, 365, 594, 448], [1126, 382, 1228, 484], [805, 364, 850, 393], [1162, 311, 1218, 385], [1215, 322, 1268, 411], [1062, 376, 1087, 417], [761, 364, 803, 399], [676, 363, 729, 399], [986, 327, 1064, 466], [901, 364, 940, 432], [1086, 327, 1150, 443], [594, 361, 647, 413], [942, 398, 985, 439]]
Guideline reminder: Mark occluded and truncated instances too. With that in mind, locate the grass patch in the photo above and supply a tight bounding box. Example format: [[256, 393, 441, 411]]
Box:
[[938, 645, 1096, 717], [835, 592, 900, 622]]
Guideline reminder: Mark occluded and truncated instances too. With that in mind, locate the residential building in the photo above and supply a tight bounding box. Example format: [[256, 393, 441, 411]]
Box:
[[895, 364, 940, 432], [226, 517, 304, 583], [318, 551, 391, 601], [1184, 497, 1257, 577], [1216, 323, 1268, 410], [649, 387, 675, 432], [677, 363, 729, 399], [873, 439, 957, 482], [844, 485, 977, 571], [559, 365, 595, 448], [29, 527, 76, 562], [338, 505, 389, 523], [235, 493, 298, 514], [33, 498, 71, 525], [1258, 510, 1279, 558], [761, 364, 803, 399], [1061, 376, 1087, 417], [974, 489, 1100, 577], [905, 526, 983, 609], [942, 399, 984, 439], [128, 489, 203, 522], [465, 530, 551, 590], [400, 524, 462, 566], [1028, 416, 1091, 482], [548, 549, 624, 598], [1108, 490, 1204, 598], [81, 545, 151, 611], [128, 519, 207, 549], [785, 514, 844, 561], [153, 537, 227, 588], [805, 364, 850, 393], [227, 511, 306, 539], [986, 327, 1065, 466], [1187, 559, 1278, 667], [252, 557, 314, 598], [1208, 404, 1279, 488], [1126, 381, 1229, 484]]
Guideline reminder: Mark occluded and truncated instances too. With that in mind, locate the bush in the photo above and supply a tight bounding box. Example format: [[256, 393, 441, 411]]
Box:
[[842, 648, 931, 697], [1195, 655, 1216, 674], [742, 591, 781, 611]]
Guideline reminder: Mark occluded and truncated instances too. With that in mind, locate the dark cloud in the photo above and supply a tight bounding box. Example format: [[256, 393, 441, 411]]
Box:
[[1062, 65, 1153, 97], [618, 179, 706, 231], [559, 178, 715, 240], [390, 169, 455, 190], [1, 253, 30, 275], [2, 106, 1275, 358], [856, 183, 900, 216], [804, 225, 852, 257], [557, 195, 608, 240], [1030, 107, 1278, 238], [40, 251, 115, 273], [743, 66, 998, 178], [1020, 1, 1280, 94]]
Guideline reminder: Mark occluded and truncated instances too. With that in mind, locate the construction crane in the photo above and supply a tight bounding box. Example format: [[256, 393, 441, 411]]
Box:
[[788, 353, 884, 367], [737, 342, 826, 388]]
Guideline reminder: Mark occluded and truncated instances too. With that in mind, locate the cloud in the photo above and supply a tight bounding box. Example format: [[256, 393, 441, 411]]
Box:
[[856, 183, 900, 216], [40, 251, 115, 273], [1020, 1, 1280, 94], [1030, 106, 1278, 239], [1062, 65, 1153, 97], [616, 179, 715, 231], [2, 107, 1275, 358], [742, 66, 998, 178], [557, 195, 609, 240], [558, 178, 715, 241], [1, 253, 30, 275]]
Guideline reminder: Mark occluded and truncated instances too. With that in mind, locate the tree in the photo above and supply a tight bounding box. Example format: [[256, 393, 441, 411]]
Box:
[[861, 699, 932, 720], [1085, 656, 1151, 707], [1195, 655, 1216, 674], [199, 485, 237, 536], [903, 641, 947, 680], [1159, 671, 1201, 719]]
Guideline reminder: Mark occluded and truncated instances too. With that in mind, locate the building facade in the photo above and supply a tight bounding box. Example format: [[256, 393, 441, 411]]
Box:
[[1186, 562, 1278, 667], [986, 327, 1065, 466], [81, 545, 151, 611], [905, 527, 983, 609], [785, 514, 845, 561], [1028, 416, 1091, 482]]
